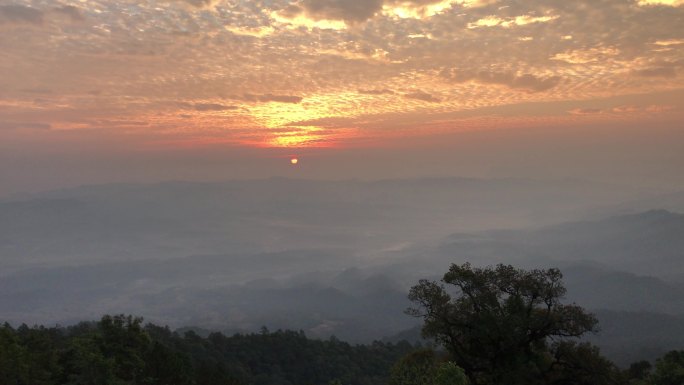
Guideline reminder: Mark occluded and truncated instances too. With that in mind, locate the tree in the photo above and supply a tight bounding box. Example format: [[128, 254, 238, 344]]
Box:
[[434, 361, 468, 385], [625, 360, 651, 385], [0, 323, 27, 385], [389, 349, 467, 385], [98, 314, 151, 383], [407, 263, 608, 385], [651, 350, 684, 385], [546, 340, 623, 385], [390, 349, 440, 385], [16, 324, 62, 385]]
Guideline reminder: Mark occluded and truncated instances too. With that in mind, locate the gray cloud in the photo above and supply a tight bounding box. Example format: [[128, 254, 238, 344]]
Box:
[[20, 88, 53, 95], [358, 89, 396, 95], [404, 91, 442, 103], [568, 108, 602, 115], [442, 69, 562, 92], [511, 74, 562, 92], [193, 103, 239, 111], [280, 0, 463, 23], [177, 102, 240, 111], [0, 5, 44, 25], [172, 0, 221, 9], [0, 4, 86, 26], [242, 94, 304, 104], [52, 5, 85, 22], [295, 0, 385, 23], [0, 121, 52, 130], [634, 66, 677, 78]]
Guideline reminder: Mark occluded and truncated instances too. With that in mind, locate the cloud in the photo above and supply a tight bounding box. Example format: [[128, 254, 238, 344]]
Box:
[[226, 26, 275, 38], [610, 105, 641, 113], [645, 104, 674, 112], [612, 104, 676, 113], [177, 102, 240, 111], [0, 4, 86, 27], [551, 47, 620, 64], [568, 105, 675, 115], [173, 0, 221, 9], [305, 0, 384, 22], [610, 105, 675, 114], [271, 6, 348, 29], [568, 108, 602, 115], [511, 74, 562, 92], [442, 69, 561, 92], [278, 0, 384, 24], [0, 5, 44, 25], [654, 39, 684, 46], [242, 94, 304, 104], [404, 91, 442, 103], [384, 0, 457, 19], [384, 0, 497, 19], [637, 0, 684, 6], [0, 121, 52, 130], [19, 87, 53, 95], [633, 66, 677, 78], [358, 89, 396, 95], [1, 0, 683, 147], [468, 14, 558, 29], [52, 5, 85, 22], [192, 103, 240, 111], [275, 0, 482, 25]]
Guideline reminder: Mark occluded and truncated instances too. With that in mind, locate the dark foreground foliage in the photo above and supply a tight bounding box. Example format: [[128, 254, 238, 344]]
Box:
[[3, 264, 684, 385], [407, 263, 684, 385], [0, 314, 415, 385], [2, 316, 683, 385]]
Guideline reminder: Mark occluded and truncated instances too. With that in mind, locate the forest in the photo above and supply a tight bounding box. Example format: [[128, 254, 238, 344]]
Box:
[[0, 314, 414, 385], [1, 264, 683, 385]]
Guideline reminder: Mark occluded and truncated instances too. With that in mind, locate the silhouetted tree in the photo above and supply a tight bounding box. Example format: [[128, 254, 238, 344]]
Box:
[[407, 263, 616, 385], [651, 350, 684, 385], [0, 323, 26, 385], [389, 349, 468, 385], [626, 360, 652, 385], [546, 340, 623, 385]]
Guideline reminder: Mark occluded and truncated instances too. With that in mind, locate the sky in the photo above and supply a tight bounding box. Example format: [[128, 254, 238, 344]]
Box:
[[1, 0, 683, 195]]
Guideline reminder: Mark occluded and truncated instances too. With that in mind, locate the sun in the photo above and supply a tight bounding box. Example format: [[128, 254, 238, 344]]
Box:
[[290, 157, 299, 165]]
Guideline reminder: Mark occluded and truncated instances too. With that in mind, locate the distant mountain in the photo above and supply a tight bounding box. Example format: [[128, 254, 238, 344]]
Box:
[[0, 258, 418, 342], [495, 209, 684, 278], [0, 178, 642, 271], [598, 191, 684, 217], [398, 209, 684, 280], [560, 262, 684, 314], [588, 310, 684, 366]]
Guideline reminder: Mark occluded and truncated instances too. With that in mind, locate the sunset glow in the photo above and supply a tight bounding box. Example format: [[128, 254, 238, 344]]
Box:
[[1, 0, 684, 194], [1, 0, 682, 151]]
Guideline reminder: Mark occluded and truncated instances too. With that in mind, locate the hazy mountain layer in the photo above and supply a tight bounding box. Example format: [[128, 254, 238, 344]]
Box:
[[1, 179, 682, 365], [0, 178, 645, 271]]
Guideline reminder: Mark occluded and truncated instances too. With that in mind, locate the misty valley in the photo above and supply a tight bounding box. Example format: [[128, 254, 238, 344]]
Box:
[[1, 178, 684, 384]]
